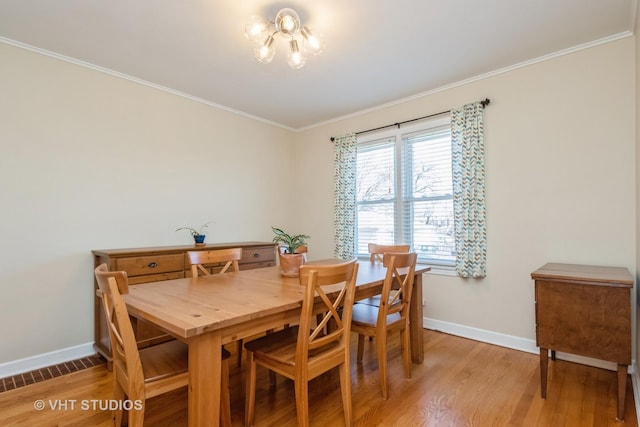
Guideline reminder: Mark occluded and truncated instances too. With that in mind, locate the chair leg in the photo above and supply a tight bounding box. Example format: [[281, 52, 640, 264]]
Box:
[[269, 370, 277, 388], [264, 329, 277, 387], [357, 334, 365, 362], [245, 351, 257, 427], [220, 358, 232, 427], [376, 332, 388, 400], [128, 402, 145, 427], [294, 379, 310, 427], [401, 327, 412, 379], [339, 360, 353, 426], [237, 339, 243, 368], [112, 380, 125, 426]]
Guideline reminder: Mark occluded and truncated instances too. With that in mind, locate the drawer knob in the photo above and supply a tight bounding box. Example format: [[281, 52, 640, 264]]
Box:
[[148, 262, 158, 268], [253, 253, 260, 258]]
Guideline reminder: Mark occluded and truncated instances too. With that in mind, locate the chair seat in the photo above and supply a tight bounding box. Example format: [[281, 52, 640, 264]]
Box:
[[358, 288, 402, 307], [358, 295, 383, 306], [351, 302, 402, 328], [244, 324, 297, 350], [139, 340, 189, 383], [245, 326, 342, 367], [139, 340, 231, 383]]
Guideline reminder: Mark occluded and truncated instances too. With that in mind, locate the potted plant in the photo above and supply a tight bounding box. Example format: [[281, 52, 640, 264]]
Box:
[[176, 222, 213, 246], [272, 226, 310, 277]]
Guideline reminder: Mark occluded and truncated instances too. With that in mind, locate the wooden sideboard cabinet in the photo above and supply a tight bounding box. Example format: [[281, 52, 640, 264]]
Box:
[[531, 262, 633, 421], [92, 241, 277, 364]]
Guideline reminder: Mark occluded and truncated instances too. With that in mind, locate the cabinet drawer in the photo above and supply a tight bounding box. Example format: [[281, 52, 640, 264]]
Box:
[[116, 254, 184, 277], [128, 271, 184, 285], [240, 246, 275, 265]]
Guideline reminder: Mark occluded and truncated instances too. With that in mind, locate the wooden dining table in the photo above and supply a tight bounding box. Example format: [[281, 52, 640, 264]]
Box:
[[123, 259, 430, 427]]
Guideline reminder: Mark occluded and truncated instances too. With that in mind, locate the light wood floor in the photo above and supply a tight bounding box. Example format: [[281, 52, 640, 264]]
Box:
[[0, 329, 636, 426]]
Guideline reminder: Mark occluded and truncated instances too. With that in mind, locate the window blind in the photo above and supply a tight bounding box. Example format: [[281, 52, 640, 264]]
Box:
[[355, 121, 455, 266]]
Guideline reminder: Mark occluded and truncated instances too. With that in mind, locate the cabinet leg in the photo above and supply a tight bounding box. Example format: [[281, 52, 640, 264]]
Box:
[[616, 364, 627, 421], [539, 348, 548, 399]]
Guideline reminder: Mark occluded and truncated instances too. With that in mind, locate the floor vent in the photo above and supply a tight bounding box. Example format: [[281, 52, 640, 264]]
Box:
[[0, 354, 105, 393]]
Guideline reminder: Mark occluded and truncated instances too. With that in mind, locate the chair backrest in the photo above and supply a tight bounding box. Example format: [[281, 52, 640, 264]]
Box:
[[187, 248, 242, 277], [94, 263, 145, 398], [368, 243, 410, 263], [379, 252, 418, 322], [296, 259, 359, 364]]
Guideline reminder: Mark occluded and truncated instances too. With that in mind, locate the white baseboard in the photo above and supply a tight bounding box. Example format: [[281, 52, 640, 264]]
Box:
[[423, 317, 635, 373], [424, 317, 640, 426], [0, 342, 95, 379]]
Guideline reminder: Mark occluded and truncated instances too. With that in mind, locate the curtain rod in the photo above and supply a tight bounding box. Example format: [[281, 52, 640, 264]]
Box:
[[330, 98, 490, 142]]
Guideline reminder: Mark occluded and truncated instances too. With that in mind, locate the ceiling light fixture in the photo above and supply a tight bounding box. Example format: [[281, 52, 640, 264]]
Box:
[[244, 8, 324, 69]]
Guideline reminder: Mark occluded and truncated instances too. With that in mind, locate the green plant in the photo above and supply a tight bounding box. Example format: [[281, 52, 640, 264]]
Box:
[[271, 226, 309, 254], [176, 222, 214, 237]]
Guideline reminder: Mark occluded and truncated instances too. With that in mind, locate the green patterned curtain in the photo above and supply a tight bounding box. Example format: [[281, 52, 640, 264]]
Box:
[[333, 133, 357, 259], [451, 102, 487, 278]]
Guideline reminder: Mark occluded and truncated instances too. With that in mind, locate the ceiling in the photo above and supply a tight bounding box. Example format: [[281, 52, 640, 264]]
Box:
[[0, 1, 635, 130]]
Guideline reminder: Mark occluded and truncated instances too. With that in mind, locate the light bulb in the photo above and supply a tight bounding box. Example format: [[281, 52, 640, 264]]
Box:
[[287, 39, 306, 69], [281, 16, 295, 32], [301, 26, 324, 56], [275, 8, 301, 35], [244, 16, 270, 44], [254, 35, 275, 64]]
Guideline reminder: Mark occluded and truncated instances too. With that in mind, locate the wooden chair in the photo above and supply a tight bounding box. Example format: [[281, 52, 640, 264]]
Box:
[[368, 243, 410, 263], [360, 243, 411, 307], [94, 263, 232, 427], [244, 259, 359, 427], [351, 252, 417, 399], [187, 248, 245, 367], [187, 247, 242, 277]]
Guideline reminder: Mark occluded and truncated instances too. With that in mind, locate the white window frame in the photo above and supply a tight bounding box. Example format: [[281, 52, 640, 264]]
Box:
[[355, 116, 455, 271]]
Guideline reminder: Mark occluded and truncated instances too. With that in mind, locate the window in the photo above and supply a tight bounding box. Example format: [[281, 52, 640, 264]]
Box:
[[355, 117, 455, 266]]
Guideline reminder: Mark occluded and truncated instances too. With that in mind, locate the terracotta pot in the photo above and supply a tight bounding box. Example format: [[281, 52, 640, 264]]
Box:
[[278, 252, 306, 277]]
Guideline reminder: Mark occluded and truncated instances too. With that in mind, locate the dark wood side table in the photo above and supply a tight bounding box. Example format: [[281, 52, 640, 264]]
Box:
[[531, 263, 633, 421]]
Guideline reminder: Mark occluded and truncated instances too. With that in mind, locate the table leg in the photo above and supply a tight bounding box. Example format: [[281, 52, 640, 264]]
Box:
[[188, 332, 222, 427], [617, 364, 627, 421], [539, 348, 548, 399], [410, 272, 424, 364]]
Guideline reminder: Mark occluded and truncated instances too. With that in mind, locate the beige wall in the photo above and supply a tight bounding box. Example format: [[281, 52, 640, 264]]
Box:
[[296, 38, 636, 343], [0, 42, 297, 363]]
